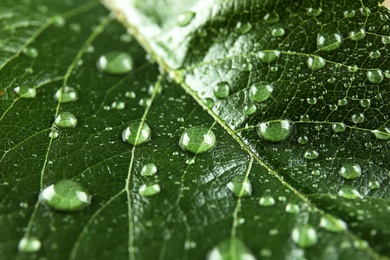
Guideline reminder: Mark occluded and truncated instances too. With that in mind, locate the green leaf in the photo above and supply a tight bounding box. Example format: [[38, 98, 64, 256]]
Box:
[[1, 0, 390, 259]]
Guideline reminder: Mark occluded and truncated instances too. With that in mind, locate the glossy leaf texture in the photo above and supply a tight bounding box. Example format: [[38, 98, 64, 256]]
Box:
[[1, 0, 390, 259]]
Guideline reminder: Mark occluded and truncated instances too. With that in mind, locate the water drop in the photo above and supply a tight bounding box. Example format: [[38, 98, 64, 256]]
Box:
[[348, 65, 358, 73], [349, 29, 366, 41], [177, 11, 195, 26], [226, 175, 252, 198], [366, 69, 384, 84], [249, 82, 273, 102], [54, 86, 78, 103], [339, 163, 361, 180], [306, 97, 317, 105], [332, 122, 346, 133], [39, 179, 92, 212], [54, 112, 77, 128], [139, 183, 161, 197], [140, 163, 157, 176], [49, 129, 59, 139], [138, 97, 151, 108], [14, 85, 36, 98], [338, 186, 363, 199], [122, 121, 151, 146], [307, 7, 322, 17], [351, 113, 365, 124], [257, 50, 280, 63], [256, 119, 293, 142], [372, 126, 390, 140], [111, 101, 125, 110], [368, 180, 380, 189], [236, 21, 252, 34], [385, 70, 390, 78], [307, 56, 326, 71], [369, 50, 381, 59], [259, 195, 276, 206], [96, 51, 133, 75], [185, 158, 196, 165], [304, 149, 319, 160], [213, 82, 230, 99], [359, 99, 370, 108], [382, 36, 390, 45], [271, 27, 285, 37], [343, 9, 356, 18], [291, 224, 318, 248], [125, 91, 136, 98], [18, 237, 41, 253], [244, 104, 257, 115], [179, 126, 216, 154], [203, 98, 214, 108], [320, 214, 347, 233], [359, 7, 371, 16], [317, 31, 343, 51], [263, 12, 280, 24], [285, 203, 300, 214], [297, 135, 309, 144], [206, 238, 255, 260], [23, 47, 38, 58]]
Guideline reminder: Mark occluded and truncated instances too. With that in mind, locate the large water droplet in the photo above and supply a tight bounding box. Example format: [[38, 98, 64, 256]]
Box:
[[307, 56, 326, 71], [213, 82, 230, 99], [263, 12, 280, 24], [122, 121, 151, 146], [18, 237, 41, 253], [259, 195, 276, 206], [249, 82, 273, 102], [366, 69, 384, 84], [139, 183, 161, 197], [54, 86, 78, 103], [226, 175, 252, 197], [271, 27, 285, 37], [140, 163, 157, 176], [373, 126, 390, 140], [256, 119, 293, 142], [39, 179, 92, 212], [338, 186, 363, 199], [343, 9, 356, 18], [317, 31, 342, 51], [206, 238, 255, 260], [359, 99, 370, 108], [177, 11, 195, 26], [320, 214, 347, 233], [351, 113, 365, 124], [339, 163, 362, 180], [332, 122, 347, 133], [304, 149, 319, 160], [179, 126, 216, 154], [257, 50, 280, 63], [291, 224, 318, 248], [96, 51, 133, 75], [349, 29, 366, 41], [285, 203, 300, 214], [14, 85, 36, 98], [54, 112, 77, 128]]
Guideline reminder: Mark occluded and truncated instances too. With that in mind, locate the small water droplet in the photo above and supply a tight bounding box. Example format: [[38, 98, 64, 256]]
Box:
[[140, 163, 157, 176], [185, 158, 196, 165], [297, 135, 309, 144], [18, 237, 41, 253], [257, 119, 293, 142], [14, 85, 36, 98], [227, 175, 252, 198], [139, 183, 161, 197], [338, 98, 348, 106], [349, 29, 366, 41], [122, 121, 151, 146], [359, 99, 370, 108], [203, 98, 214, 108], [351, 113, 365, 124], [249, 82, 273, 102], [23, 47, 38, 58], [359, 7, 371, 16], [177, 11, 195, 26], [343, 9, 356, 18], [339, 163, 362, 180], [213, 82, 230, 99], [54, 86, 78, 103], [304, 149, 319, 160], [236, 21, 252, 34], [368, 180, 380, 189], [179, 126, 216, 154], [271, 27, 285, 37], [111, 101, 125, 110], [54, 112, 77, 128], [292, 224, 318, 248], [366, 69, 384, 84], [263, 12, 280, 24], [39, 179, 92, 211], [138, 97, 151, 108], [96, 51, 133, 75], [49, 129, 59, 139], [206, 238, 255, 260], [369, 50, 381, 59], [320, 214, 347, 233], [317, 31, 343, 51], [348, 65, 359, 73], [338, 186, 363, 199], [125, 91, 136, 98], [307, 56, 326, 71], [259, 195, 276, 206], [381, 36, 390, 45], [306, 97, 317, 105], [257, 50, 280, 63], [372, 126, 390, 140], [307, 7, 322, 17], [285, 203, 300, 214], [244, 104, 257, 115]]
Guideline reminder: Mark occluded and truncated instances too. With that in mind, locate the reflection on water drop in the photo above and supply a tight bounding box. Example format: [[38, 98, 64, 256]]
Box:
[[257, 50, 280, 63], [54, 86, 78, 103], [96, 51, 133, 75], [179, 126, 216, 154], [372, 126, 390, 140], [317, 31, 342, 51], [54, 112, 77, 128], [307, 56, 326, 71], [285, 203, 300, 214], [213, 82, 230, 99], [272, 27, 285, 37], [264, 12, 280, 24], [249, 82, 273, 102], [304, 149, 319, 160], [259, 195, 275, 206], [366, 69, 384, 84], [227, 175, 252, 198], [292, 224, 318, 248], [349, 29, 366, 41], [122, 121, 151, 146], [332, 122, 346, 133], [320, 214, 347, 233], [14, 85, 36, 98], [139, 183, 161, 197], [257, 119, 293, 142], [18, 237, 41, 253], [339, 163, 361, 180], [140, 163, 157, 176], [338, 186, 363, 199], [351, 113, 365, 124]]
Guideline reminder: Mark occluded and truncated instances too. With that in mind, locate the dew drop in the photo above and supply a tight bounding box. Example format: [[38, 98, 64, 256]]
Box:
[[368, 180, 380, 189], [307, 56, 326, 71], [351, 113, 365, 124], [343, 9, 356, 18], [23, 47, 38, 58], [285, 203, 300, 214], [18, 237, 41, 253], [177, 11, 195, 26], [111, 101, 125, 110], [304, 149, 319, 160], [297, 135, 309, 144], [213, 82, 230, 99], [348, 65, 358, 73], [206, 238, 255, 260], [320, 214, 347, 233], [263, 12, 280, 24], [349, 29, 366, 41], [203, 98, 214, 108], [140, 163, 157, 176], [14, 85, 36, 98], [185, 158, 196, 165], [226, 175, 252, 198], [244, 104, 257, 115], [338, 186, 363, 199], [139, 183, 161, 197], [259, 195, 276, 206], [179, 126, 216, 154], [249, 82, 273, 102], [54, 112, 77, 128], [332, 122, 347, 133], [49, 129, 59, 139], [54, 86, 78, 103], [257, 50, 280, 63], [382, 36, 390, 45], [366, 69, 384, 84], [385, 70, 390, 78], [271, 27, 285, 37], [339, 163, 362, 180], [359, 7, 371, 16], [317, 31, 343, 51], [307, 7, 322, 17], [338, 98, 348, 106], [369, 50, 381, 59], [291, 224, 318, 248], [39, 179, 92, 212], [359, 99, 370, 108], [125, 91, 136, 98], [256, 119, 293, 142], [96, 51, 133, 75], [372, 126, 390, 140], [236, 21, 252, 35], [306, 97, 317, 105], [122, 121, 151, 146], [138, 97, 151, 108]]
